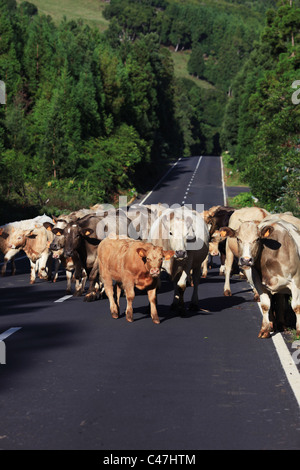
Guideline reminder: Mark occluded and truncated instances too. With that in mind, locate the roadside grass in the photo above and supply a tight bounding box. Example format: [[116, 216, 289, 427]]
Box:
[[16, 0, 109, 31]]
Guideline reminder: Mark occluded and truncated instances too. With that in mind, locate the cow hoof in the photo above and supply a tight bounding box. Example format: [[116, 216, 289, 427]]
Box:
[[224, 290, 232, 297], [258, 329, 271, 339], [74, 290, 82, 297], [84, 292, 97, 302], [126, 316, 133, 322], [152, 317, 160, 324]]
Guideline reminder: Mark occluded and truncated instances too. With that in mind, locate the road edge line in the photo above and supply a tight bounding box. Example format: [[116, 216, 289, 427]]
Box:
[[220, 155, 228, 206], [140, 157, 182, 204], [257, 304, 300, 408]]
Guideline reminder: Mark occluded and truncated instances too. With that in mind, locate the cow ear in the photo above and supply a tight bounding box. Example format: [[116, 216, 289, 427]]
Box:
[[43, 222, 54, 231], [26, 230, 37, 239], [163, 250, 175, 260], [260, 225, 274, 238], [0, 229, 9, 239], [137, 248, 147, 259], [219, 227, 236, 238], [52, 228, 63, 236], [82, 228, 94, 237]]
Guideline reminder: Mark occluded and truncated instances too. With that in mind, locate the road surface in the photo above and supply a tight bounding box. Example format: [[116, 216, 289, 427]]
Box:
[[0, 155, 300, 452]]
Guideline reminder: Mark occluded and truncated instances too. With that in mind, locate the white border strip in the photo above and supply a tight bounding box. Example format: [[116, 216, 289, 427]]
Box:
[[140, 157, 182, 204], [220, 155, 228, 206], [257, 304, 300, 408]]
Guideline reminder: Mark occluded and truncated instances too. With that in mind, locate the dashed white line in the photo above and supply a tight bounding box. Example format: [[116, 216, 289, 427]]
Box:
[[54, 295, 73, 303]]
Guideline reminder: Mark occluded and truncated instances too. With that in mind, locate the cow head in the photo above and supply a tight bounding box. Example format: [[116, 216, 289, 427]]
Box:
[[58, 223, 94, 258], [162, 211, 195, 260], [5, 227, 38, 249], [137, 245, 174, 277], [208, 229, 225, 257], [220, 222, 274, 269]]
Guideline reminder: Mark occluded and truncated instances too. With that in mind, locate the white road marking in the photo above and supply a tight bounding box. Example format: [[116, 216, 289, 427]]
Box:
[[220, 155, 228, 205], [54, 295, 73, 303], [257, 304, 300, 408], [140, 157, 182, 204], [0, 327, 22, 341], [181, 156, 202, 204]]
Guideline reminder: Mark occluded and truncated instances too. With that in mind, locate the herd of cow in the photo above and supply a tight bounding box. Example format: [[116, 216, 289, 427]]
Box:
[[0, 202, 300, 339]]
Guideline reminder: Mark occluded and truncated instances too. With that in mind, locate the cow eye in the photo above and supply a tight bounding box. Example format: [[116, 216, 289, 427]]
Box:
[[169, 231, 173, 236], [236, 238, 241, 244]]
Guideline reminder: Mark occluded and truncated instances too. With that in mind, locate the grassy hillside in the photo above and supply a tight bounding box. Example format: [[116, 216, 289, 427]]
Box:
[[16, 0, 109, 31], [169, 49, 215, 90]]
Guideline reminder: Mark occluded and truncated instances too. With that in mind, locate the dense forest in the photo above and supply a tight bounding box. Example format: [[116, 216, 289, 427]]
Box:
[[0, 0, 299, 221]]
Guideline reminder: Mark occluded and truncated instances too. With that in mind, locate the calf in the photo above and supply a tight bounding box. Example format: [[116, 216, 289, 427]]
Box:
[[98, 237, 174, 323]]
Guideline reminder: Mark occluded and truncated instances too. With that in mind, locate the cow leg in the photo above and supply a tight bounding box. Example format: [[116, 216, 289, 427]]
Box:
[[250, 269, 273, 338], [243, 268, 259, 301], [190, 265, 201, 310], [223, 242, 234, 296], [219, 252, 226, 276], [102, 275, 119, 319], [123, 283, 135, 322], [201, 255, 208, 279], [171, 272, 186, 314], [29, 260, 37, 284], [66, 269, 73, 294], [74, 269, 87, 296], [84, 258, 100, 302], [114, 282, 122, 310], [291, 284, 300, 337], [258, 294, 273, 338], [52, 258, 60, 283], [147, 287, 160, 324]]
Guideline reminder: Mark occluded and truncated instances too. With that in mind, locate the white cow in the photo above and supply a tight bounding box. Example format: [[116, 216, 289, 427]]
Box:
[[148, 206, 209, 313]]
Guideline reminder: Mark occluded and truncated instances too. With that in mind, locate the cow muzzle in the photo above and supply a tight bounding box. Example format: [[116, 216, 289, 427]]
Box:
[[239, 257, 253, 269], [174, 250, 188, 260], [150, 268, 160, 277]]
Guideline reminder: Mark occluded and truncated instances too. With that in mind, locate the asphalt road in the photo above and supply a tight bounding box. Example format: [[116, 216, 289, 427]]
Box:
[[0, 155, 300, 452]]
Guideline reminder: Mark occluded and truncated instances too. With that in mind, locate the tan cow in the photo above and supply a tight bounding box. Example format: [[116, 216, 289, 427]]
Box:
[[3, 223, 54, 284], [220, 213, 300, 338], [0, 214, 53, 276], [220, 207, 270, 297], [98, 237, 174, 323]]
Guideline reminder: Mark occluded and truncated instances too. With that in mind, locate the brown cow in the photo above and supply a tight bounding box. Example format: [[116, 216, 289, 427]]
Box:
[[98, 237, 174, 323]]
